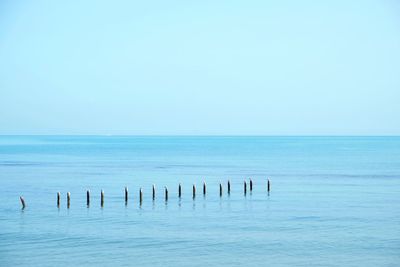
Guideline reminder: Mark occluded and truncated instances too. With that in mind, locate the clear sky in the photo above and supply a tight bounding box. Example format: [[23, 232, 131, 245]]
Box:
[[0, 0, 399, 135]]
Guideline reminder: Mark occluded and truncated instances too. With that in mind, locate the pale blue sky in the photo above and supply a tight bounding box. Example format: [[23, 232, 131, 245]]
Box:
[[0, 0, 399, 135]]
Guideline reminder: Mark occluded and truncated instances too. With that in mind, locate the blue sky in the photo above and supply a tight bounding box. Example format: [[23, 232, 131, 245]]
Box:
[[0, 0, 399, 135]]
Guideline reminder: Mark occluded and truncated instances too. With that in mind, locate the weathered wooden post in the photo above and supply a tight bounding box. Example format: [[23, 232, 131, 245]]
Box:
[[227, 180, 231, 194], [203, 182, 206, 195], [152, 184, 156, 200], [57, 192, 61, 207], [100, 190, 104, 207], [267, 179, 271, 192], [20, 196, 26, 209], [178, 183, 182, 198], [67, 192, 71, 208], [125, 187, 128, 204], [250, 179, 253, 191], [139, 188, 143, 205], [86, 190, 90, 207], [165, 186, 168, 201], [193, 184, 196, 199], [219, 183, 222, 197], [244, 180, 247, 195]]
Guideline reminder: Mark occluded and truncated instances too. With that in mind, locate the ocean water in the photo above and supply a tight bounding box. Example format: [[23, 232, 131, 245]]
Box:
[[0, 136, 399, 267]]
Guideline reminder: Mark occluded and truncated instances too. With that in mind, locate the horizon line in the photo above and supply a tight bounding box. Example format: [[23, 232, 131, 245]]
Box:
[[0, 134, 399, 137]]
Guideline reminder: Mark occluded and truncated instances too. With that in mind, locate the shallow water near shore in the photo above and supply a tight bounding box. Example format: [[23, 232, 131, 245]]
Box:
[[0, 136, 399, 266]]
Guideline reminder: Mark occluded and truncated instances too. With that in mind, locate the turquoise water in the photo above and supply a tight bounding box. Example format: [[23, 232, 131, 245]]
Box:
[[0, 136, 399, 266]]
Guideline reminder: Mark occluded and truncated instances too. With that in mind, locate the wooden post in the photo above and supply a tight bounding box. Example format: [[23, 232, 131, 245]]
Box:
[[153, 184, 156, 200], [219, 183, 222, 197], [203, 182, 206, 195], [267, 179, 271, 192], [101, 190, 104, 207], [125, 187, 128, 204], [20, 196, 26, 209], [250, 179, 253, 191], [178, 183, 182, 198], [67, 192, 71, 208], [139, 188, 143, 205], [86, 190, 90, 206], [193, 184, 196, 199], [244, 180, 247, 195], [227, 180, 231, 194], [165, 186, 168, 201], [57, 192, 61, 207]]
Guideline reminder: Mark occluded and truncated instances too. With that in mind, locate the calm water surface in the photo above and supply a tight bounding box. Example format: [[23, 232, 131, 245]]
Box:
[[0, 136, 399, 266]]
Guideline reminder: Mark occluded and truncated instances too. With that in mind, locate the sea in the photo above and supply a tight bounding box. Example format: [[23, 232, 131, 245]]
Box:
[[0, 136, 399, 266]]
